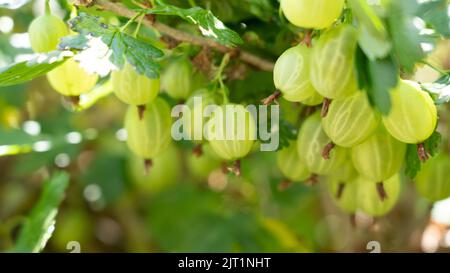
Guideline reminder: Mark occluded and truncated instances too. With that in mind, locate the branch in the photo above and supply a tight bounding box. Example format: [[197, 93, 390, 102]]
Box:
[[93, 0, 275, 71]]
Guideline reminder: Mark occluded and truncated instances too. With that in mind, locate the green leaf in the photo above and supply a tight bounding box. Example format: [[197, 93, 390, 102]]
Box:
[[421, 74, 450, 104], [348, 0, 391, 59], [0, 0, 32, 9], [387, 0, 425, 73], [0, 51, 71, 87], [142, 0, 243, 47], [60, 13, 163, 78], [405, 131, 442, 179], [405, 144, 421, 179], [417, 0, 450, 38], [11, 172, 70, 253], [355, 47, 398, 115]]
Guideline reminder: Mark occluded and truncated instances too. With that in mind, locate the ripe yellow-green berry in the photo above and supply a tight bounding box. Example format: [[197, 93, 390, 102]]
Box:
[[207, 104, 256, 161], [280, 0, 345, 29], [276, 141, 311, 182], [382, 80, 437, 144], [351, 126, 406, 182], [125, 97, 172, 160], [416, 153, 450, 202], [28, 13, 68, 53], [47, 58, 98, 97], [357, 174, 401, 217], [162, 58, 195, 100], [310, 24, 358, 99], [297, 112, 347, 175], [112, 62, 160, 106], [322, 92, 380, 148], [273, 45, 320, 102]]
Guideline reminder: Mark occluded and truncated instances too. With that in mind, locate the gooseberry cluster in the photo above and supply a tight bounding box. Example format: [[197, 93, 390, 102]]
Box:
[[26, 1, 449, 220], [274, 0, 447, 217]]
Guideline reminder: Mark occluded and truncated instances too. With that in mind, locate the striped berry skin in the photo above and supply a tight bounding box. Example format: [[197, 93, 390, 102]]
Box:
[[183, 89, 222, 143], [322, 92, 380, 147], [382, 80, 437, 144], [163, 58, 194, 100], [357, 174, 401, 217], [125, 97, 172, 159], [276, 141, 311, 182], [327, 177, 359, 213], [112, 62, 160, 106], [274, 45, 319, 102], [28, 14, 68, 53], [310, 25, 358, 99], [351, 126, 406, 182], [280, 0, 345, 29], [207, 104, 257, 161], [47, 58, 98, 96], [297, 112, 347, 176], [416, 154, 450, 202]]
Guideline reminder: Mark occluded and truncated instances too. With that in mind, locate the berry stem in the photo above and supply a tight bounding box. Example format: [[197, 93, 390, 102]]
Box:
[[417, 143, 429, 162], [278, 179, 293, 192], [67, 95, 80, 107], [262, 90, 282, 106], [301, 30, 313, 48], [137, 105, 146, 120], [192, 144, 203, 157], [143, 159, 153, 175], [321, 98, 332, 117], [376, 182, 388, 201], [336, 182, 345, 199], [221, 162, 229, 174], [306, 174, 318, 186], [322, 142, 335, 160], [227, 160, 241, 176]]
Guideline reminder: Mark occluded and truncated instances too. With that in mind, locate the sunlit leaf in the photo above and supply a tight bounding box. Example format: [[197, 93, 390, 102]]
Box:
[[142, 0, 243, 47], [0, 51, 71, 87], [60, 13, 163, 78]]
